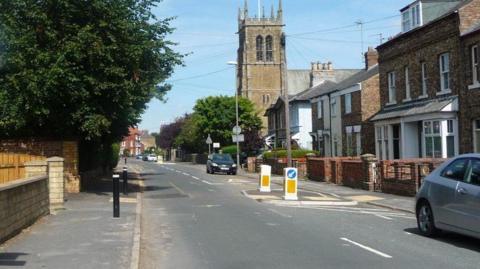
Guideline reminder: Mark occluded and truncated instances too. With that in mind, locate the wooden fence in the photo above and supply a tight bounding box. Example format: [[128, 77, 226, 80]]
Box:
[[0, 153, 45, 185]]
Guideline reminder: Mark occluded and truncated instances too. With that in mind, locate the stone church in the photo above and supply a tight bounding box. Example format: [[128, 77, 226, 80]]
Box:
[[236, 0, 359, 137]]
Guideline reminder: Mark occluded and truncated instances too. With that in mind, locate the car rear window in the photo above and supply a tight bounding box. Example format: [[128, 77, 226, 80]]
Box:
[[212, 154, 233, 162]]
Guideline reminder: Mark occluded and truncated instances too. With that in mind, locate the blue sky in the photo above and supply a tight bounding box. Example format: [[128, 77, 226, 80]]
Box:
[[139, 0, 412, 133]]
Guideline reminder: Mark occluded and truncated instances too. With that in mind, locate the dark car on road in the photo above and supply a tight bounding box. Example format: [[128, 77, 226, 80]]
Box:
[[206, 154, 237, 175]]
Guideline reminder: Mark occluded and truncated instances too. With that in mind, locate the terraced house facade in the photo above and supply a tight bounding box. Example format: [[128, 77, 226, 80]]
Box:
[[372, 0, 480, 160]]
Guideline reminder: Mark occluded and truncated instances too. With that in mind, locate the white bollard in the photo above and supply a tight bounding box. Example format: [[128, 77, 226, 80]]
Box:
[[283, 167, 298, 200], [259, 165, 271, 192]]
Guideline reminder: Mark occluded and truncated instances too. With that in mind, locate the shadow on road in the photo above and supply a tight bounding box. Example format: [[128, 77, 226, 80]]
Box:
[[0, 252, 28, 266], [404, 228, 480, 252]]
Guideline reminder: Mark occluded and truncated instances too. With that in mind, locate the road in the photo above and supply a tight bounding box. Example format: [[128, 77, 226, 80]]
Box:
[[133, 159, 480, 269]]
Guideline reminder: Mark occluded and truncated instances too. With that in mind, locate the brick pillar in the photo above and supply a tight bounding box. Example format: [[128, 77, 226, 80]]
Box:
[[47, 157, 65, 211], [361, 154, 378, 191], [25, 160, 48, 178]]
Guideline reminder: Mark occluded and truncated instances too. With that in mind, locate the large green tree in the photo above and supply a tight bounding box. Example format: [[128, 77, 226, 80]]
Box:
[[175, 95, 262, 153], [0, 0, 183, 170]]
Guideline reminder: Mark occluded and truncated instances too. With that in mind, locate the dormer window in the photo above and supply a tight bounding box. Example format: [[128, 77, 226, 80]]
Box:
[[402, 2, 422, 32]]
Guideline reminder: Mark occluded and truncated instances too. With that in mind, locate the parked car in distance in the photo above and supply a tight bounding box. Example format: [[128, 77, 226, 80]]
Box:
[[416, 154, 480, 239], [136, 155, 142, 160], [206, 154, 237, 175], [147, 154, 158, 162]]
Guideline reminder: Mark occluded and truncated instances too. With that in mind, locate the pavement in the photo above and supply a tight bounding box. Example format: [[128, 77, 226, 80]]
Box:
[[0, 174, 143, 269]]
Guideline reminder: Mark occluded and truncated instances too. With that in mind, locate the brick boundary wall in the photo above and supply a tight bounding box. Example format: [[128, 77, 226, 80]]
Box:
[[341, 160, 364, 189], [0, 176, 49, 243]]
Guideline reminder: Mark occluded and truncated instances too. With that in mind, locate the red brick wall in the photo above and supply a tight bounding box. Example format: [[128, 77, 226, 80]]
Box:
[[341, 160, 364, 189]]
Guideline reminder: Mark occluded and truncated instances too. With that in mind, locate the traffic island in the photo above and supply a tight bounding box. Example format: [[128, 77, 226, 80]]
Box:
[[241, 189, 358, 206]]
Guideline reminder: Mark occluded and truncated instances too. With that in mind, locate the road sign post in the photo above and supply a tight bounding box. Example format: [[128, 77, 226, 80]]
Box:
[[283, 167, 298, 200], [122, 166, 128, 195], [259, 165, 271, 192], [206, 134, 213, 155]]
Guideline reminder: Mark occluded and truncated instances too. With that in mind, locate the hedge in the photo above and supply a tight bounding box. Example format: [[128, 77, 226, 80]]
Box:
[[263, 149, 318, 159]]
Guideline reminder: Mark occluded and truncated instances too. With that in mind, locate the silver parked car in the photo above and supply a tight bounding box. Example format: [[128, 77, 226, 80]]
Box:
[[416, 154, 480, 239]]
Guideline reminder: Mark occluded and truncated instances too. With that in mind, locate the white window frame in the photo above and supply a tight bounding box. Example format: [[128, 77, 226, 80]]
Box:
[[404, 66, 411, 101], [438, 53, 451, 94], [387, 72, 396, 105], [423, 120, 443, 158], [331, 98, 337, 117], [402, 9, 411, 32], [402, 3, 422, 33], [317, 101, 323, 119], [474, 120, 480, 153], [376, 126, 390, 160], [420, 62, 428, 98], [469, 45, 480, 89], [345, 93, 352, 114]]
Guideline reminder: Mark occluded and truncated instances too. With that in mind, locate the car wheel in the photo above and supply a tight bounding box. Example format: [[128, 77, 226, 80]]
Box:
[[417, 201, 439, 237]]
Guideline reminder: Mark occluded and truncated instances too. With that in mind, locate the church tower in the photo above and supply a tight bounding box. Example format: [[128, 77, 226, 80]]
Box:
[[237, 0, 285, 131]]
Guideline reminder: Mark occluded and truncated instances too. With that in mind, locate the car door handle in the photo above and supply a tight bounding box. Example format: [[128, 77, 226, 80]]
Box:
[[457, 187, 468, 195]]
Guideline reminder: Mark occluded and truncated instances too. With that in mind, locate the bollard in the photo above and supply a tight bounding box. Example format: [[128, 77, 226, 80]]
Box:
[[124, 157, 127, 165], [113, 174, 120, 218], [259, 165, 271, 192], [123, 166, 128, 195], [283, 167, 298, 200]]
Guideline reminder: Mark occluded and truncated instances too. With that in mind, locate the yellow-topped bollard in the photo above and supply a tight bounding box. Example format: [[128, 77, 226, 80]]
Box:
[[259, 165, 271, 192], [283, 167, 298, 200]]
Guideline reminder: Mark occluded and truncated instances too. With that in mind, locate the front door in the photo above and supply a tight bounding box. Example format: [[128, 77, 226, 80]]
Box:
[[392, 124, 400, 159], [455, 158, 480, 234]]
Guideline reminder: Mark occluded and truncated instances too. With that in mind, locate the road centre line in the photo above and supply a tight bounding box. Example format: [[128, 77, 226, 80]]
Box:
[[192, 176, 200, 180], [182, 172, 190, 176], [340, 237, 393, 259]]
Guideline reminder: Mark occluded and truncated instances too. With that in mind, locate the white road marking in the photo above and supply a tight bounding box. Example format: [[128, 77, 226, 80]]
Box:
[[373, 214, 393, 220], [404, 232, 413, 235], [192, 176, 199, 180], [265, 223, 278, 226], [182, 172, 190, 176], [169, 182, 187, 196], [329, 193, 342, 198], [196, 204, 222, 208], [268, 208, 292, 218], [340, 238, 392, 259], [208, 189, 214, 192]]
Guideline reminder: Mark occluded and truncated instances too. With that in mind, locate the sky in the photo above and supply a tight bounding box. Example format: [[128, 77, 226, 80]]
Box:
[[139, 0, 412, 133]]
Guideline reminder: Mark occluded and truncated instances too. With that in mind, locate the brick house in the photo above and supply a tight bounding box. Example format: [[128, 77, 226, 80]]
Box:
[[265, 62, 359, 150], [459, 24, 480, 153], [372, 0, 480, 160], [310, 49, 380, 157], [121, 127, 144, 156]]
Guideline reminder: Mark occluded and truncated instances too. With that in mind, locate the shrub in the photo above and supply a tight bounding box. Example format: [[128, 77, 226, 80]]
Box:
[[263, 149, 318, 159], [221, 145, 238, 155]]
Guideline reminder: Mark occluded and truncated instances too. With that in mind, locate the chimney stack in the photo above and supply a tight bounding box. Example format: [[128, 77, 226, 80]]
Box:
[[364, 47, 378, 70]]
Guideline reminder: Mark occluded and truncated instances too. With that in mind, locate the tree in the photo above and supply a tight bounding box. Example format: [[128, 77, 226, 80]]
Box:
[[174, 115, 205, 153], [175, 96, 262, 153], [0, 0, 183, 170], [157, 114, 188, 149]]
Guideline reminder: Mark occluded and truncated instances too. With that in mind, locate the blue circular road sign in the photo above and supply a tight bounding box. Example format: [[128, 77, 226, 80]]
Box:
[[287, 169, 297, 179]]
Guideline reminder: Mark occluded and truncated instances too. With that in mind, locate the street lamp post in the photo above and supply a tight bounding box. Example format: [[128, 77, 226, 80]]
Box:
[[228, 61, 241, 172], [281, 33, 292, 167]]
